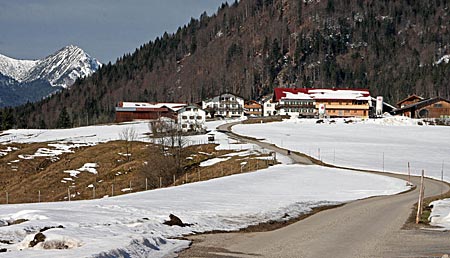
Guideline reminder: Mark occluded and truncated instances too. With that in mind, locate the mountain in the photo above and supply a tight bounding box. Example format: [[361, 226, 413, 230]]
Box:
[[0, 45, 101, 107], [4, 0, 450, 129], [22, 45, 101, 88]]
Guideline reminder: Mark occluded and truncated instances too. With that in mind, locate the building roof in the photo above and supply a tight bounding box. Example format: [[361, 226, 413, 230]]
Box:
[[244, 102, 262, 109], [177, 104, 204, 113], [274, 88, 371, 101], [203, 92, 244, 103], [118, 102, 186, 111], [396, 94, 424, 107], [391, 97, 450, 115]]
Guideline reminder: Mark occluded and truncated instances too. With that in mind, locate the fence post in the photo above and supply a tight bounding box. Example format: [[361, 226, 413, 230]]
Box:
[[93, 186, 96, 199], [6, 192, 8, 204], [111, 184, 114, 197], [415, 170, 425, 224], [145, 178, 148, 191], [68, 188, 70, 201], [173, 174, 176, 185], [38, 190, 41, 203], [159, 177, 162, 188]]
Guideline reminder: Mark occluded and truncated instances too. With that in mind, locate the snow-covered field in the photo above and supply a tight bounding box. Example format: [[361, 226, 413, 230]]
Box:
[[0, 163, 408, 257], [234, 117, 450, 181], [234, 117, 450, 230], [0, 118, 412, 257]]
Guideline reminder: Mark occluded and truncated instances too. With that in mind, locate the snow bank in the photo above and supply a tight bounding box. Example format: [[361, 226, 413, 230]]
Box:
[[0, 163, 408, 257]]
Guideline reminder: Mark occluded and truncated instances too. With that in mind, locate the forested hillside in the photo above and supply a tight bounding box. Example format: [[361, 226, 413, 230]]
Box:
[[3, 0, 450, 129]]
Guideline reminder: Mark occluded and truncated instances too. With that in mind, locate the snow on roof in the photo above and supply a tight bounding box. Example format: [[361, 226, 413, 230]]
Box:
[[283, 91, 312, 100], [274, 88, 370, 101], [308, 89, 371, 100], [120, 102, 186, 111]]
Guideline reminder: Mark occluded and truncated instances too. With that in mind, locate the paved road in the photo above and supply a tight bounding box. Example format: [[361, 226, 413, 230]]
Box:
[[178, 121, 450, 258]]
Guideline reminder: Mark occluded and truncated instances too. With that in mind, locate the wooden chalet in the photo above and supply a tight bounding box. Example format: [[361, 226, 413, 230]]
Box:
[[391, 97, 450, 119], [244, 100, 262, 116], [396, 94, 424, 108]]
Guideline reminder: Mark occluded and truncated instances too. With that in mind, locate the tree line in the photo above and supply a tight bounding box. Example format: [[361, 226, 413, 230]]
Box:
[[2, 0, 449, 129]]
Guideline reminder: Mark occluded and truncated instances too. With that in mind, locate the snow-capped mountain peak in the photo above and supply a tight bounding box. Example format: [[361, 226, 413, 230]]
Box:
[[0, 45, 101, 88], [24, 45, 102, 87], [0, 54, 38, 81]]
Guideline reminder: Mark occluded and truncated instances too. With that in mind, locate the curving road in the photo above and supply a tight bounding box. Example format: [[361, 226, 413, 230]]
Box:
[[179, 121, 450, 258]]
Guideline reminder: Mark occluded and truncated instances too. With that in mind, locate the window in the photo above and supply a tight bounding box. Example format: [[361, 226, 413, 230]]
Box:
[[194, 108, 198, 111], [434, 103, 443, 108], [196, 116, 202, 119], [182, 116, 187, 119], [182, 124, 187, 128], [189, 116, 194, 119], [186, 108, 191, 111], [267, 104, 271, 107]]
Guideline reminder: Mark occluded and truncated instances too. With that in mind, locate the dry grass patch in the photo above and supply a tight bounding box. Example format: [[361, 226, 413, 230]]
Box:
[[1, 141, 266, 204]]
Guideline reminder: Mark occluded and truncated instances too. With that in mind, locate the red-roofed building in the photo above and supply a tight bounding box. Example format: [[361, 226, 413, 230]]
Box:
[[115, 102, 186, 123], [273, 88, 372, 118]]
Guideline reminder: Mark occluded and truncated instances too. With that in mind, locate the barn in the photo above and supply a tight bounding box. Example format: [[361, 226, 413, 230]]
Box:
[[115, 102, 186, 123]]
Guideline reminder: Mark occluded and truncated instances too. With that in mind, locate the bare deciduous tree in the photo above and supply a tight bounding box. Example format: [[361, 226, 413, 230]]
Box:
[[119, 127, 138, 161]]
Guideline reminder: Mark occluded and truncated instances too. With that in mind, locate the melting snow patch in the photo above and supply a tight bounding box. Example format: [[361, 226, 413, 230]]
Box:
[[18, 154, 34, 160], [64, 163, 98, 177], [199, 157, 231, 167], [436, 54, 450, 65], [78, 163, 98, 174], [64, 170, 80, 177]]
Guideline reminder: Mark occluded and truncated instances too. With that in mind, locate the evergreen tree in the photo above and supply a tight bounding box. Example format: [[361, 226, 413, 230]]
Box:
[[56, 107, 71, 128], [1, 108, 14, 130]]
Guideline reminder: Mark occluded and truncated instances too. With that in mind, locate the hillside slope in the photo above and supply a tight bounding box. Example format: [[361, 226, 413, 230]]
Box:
[[6, 0, 450, 128]]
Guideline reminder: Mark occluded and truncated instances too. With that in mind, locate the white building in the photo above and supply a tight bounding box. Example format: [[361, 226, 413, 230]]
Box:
[[177, 105, 206, 132], [202, 93, 244, 118], [261, 94, 277, 116]]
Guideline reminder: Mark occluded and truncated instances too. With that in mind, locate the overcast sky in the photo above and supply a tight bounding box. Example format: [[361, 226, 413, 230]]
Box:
[[0, 0, 227, 63]]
